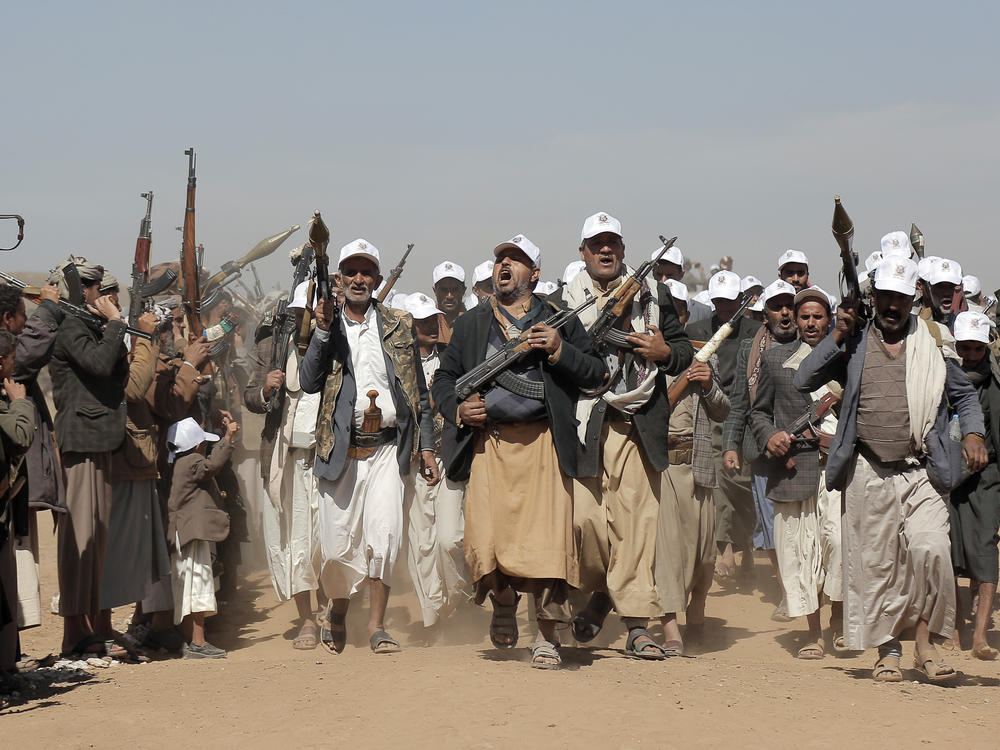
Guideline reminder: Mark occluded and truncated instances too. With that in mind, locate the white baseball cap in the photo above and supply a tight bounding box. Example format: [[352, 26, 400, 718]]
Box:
[[917, 255, 939, 281], [472, 260, 494, 284], [405, 292, 443, 320], [741, 275, 763, 293], [928, 258, 962, 286], [665, 279, 688, 303], [778, 249, 809, 270], [692, 289, 716, 310], [873, 256, 919, 296], [339, 238, 380, 270], [387, 290, 409, 312], [581, 211, 622, 241], [954, 311, 991, 344], [963, 274, 982, 297], [166, 417, 220, 464], [463, 292, 479, 310], [561, 260, 586, 284], [494, 234, 541, 268], [652, 243, 683, 267], [880, 231, 914, 259], [749, 298, 764, 312], [535, 280, 558, 296], [761, 279, 797, 305], [864, 251, 884, 273], [288, 280, 314, 310], [432, 261, 465, 285], [708, 270, 741, 301]]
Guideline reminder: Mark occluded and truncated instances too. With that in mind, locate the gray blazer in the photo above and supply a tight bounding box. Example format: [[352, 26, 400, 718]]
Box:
[[794, 316, 985, 492]]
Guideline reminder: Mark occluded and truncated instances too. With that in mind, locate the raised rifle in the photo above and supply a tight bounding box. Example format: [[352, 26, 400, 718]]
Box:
[[587, 235, 678, 350], [297, 211, 331, 355], [666, 293, 753, 408], [0, 215, 24, 252], [266, 243, 315, 412], [129, 191, 178, 333], [376, 243, 414, 303], [454, 295, 599, 401], [765, 391, 841, 470], [178, 147, 213, 373], [201, 223, 300, 308], [833, 196, 869, 321], [0, 270, 152, 340]]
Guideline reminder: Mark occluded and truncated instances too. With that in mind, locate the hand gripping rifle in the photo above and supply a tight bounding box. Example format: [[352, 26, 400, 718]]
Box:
[[666, 293, 753, 408], [454, 295, 599, 401], [376, 243, 413, 303], [588, 235, 678, 350], [265, 243, 315, 412], [765, 391, 841, 470], [832, 196, 869, 322], [129, 191, 178, 331], [201, 223, 300, 308], [297, 211, 331, 355], [0, 270, 152, 340]]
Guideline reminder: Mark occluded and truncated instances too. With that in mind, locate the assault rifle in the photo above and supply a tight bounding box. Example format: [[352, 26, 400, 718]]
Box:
[[376, 243, 413, 303], [587, 235, 677, 350], [266, 244, 315, 412], [765, 391, 841, 470], [297, 211, 331, 355], [832, 196, 869, 321], [454, 295, 599, 401], [129, 191, 177, 331], [0, 270, 152, 340], [666, 293, 753, 408]]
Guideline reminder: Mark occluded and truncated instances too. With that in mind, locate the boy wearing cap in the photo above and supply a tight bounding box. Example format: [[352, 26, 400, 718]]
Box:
[[750, 286, 844, 658], [432, 261, 467, 346], [777, 250, 810, 293], [300, 239, 438, 655], [795, 257, 987, 682], [947, 311, 1000, 660], [688, 271, 761, 582], [401, 292, 470, 632], [166, 416, 240, 658], [244, 281, 322, 650], [432, 233, 605, 669], [551, 212, 693, 659]]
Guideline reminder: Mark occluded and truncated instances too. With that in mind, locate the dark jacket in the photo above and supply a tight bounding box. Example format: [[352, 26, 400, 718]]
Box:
[[167, 437, 233, 549], [13, 299, 65, 513], [244, 332, 285, 481], [432, 295, 607, 482], [110, 337, 161, 483], [795, 316, 985, 492], [299, 302, 435, 482], [548, 282, 694, 474], [722, 337, 762, 463], [750, 341, 822, 503], [49, 316, 129, 455]]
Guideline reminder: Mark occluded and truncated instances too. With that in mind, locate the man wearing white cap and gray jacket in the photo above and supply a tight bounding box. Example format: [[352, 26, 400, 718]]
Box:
[[795, 256, 988, 683], [300, 239, 439, 655], [432, 261, 466, 346]]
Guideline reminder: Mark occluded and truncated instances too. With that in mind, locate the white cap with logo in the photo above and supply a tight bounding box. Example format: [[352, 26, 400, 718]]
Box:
[[288, 280, 314, 310], [166, 417, 220, 464], [741, 275, 763, 292], [708, 270, 741, 301], [339, 238, 380, 270], [778, 249, 809, 270], [535, 280, 558, 296], [917, 255, 940, 281], [928, 258, 963, 286], [472, 260, 494, 284], [880, 231, 914, 259], [652, 244, 683, 266], [954, 311, 991, 344], [692, 289, 716, 310], [963, 274, 982, 297], [581, 212, 623, 241], [493, 234, 541, 268], [405, 292, 443, 320], [761, 279, 797, 305], [873, 257, 919, 296], [432, 261, 465, 285], [562, 260, 586, 285], [665, 279, 688, 303]]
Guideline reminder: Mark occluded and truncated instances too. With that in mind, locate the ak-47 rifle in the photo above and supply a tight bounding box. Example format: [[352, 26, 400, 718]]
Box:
[[129, 191, 177, 333], [588, 235, 678, 350], [666, 293, 753, 408], [0, 270, 152, 340], [377, 243, 413, 303], [832, 196, 870, 322], [297, 211, 331, 354], [0, 215, 24, 252], [201, 224, 300, 307], [266, 244, 315, 412], [454, 295, 599, 401], [178, 147, 214, 374], [765, 391, 842, 470]]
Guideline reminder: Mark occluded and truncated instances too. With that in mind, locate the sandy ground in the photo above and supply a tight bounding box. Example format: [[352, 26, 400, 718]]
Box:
[[4, 515, 1000, 749]]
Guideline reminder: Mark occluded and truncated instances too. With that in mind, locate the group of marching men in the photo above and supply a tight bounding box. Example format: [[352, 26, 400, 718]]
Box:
[[1, 209, 998, 683]]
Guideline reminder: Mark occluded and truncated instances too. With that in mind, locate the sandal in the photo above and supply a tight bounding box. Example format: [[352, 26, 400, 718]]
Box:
[[831, 631, 848, 653], [489, 592, 521, 649], [797, 640, 825, 660], [293, 621, 319, 650], [914, 648, 956, 683], [530, 639, 561, 670], [369, 630, 401, 654], [571, 592, 613, 643], [61, 633, 107, 658], [872, 654, 903, 682], [624, 627, 668, 661], [662, 639, 685, 658], [318, 603, 347, 654]]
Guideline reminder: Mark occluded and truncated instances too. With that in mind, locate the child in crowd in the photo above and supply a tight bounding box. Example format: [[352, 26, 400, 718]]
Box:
[[166, 416, 239, 659]]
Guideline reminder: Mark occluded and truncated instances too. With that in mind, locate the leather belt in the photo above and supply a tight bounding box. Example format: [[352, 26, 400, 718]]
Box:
[[350, 426, 395, 449], [669, 448, 692, 465], [607, 410, 633, 425], [668, 436, 693, 450]]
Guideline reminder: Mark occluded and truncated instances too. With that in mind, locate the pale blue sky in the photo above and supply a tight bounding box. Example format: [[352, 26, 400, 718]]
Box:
[[3, 1, 998, 296]]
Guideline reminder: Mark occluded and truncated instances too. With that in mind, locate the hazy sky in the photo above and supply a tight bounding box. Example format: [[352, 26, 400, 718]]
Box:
[[3, 1, 998, 298]]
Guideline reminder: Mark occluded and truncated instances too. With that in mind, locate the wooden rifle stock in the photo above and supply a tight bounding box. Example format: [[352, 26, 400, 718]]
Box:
[[377, 243, 413, 303], [179, 147, 213, 374]]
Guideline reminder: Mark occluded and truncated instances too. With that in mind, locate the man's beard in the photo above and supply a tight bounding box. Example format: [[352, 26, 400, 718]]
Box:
[[495, 279, 532, 304]]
